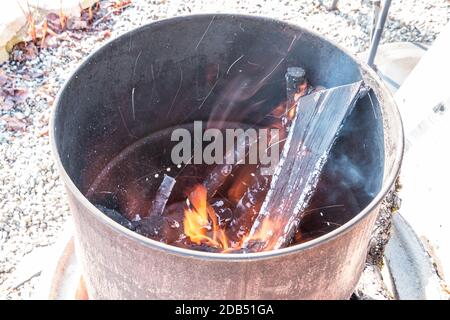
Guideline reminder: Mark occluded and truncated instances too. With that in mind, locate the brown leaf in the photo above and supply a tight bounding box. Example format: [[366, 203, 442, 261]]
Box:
[[2, 87, 28, 104], [102, 30, 111, 40], [14, 87, 28, 99], [11, 42, 38, 62], [68, 19, 88, 30], [68, 32, 83, 40], [110, 0, 132, 13], [1, 116, 28, 132], [38, 128, 49, 137], [46, 13, 65, 34]]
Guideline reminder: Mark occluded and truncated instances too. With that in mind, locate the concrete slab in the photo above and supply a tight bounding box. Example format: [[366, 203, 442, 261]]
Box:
[[395, 23, 450, 136], [398, 97, 450, 284], [393, 23, 450, 286], [0, 2, 27, 62]]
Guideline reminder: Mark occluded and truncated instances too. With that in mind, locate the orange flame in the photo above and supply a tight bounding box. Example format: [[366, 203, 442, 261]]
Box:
[[183, 184, 280, 253], [241, 217, 277, 251], [184, 185, 228, 250]]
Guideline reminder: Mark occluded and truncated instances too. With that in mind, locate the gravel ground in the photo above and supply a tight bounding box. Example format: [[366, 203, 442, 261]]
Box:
[[0, 0, 449, 299]]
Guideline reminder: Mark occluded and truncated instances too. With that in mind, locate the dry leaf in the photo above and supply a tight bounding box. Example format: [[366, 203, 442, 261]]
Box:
[[110, 0, 132, 14], [11, 42, 38, 62], [46, 13, 65, 34], [2, 88, 28, 104], [38, 128, 49, 137], [68, 19, 89, 30], [101, 30, 112, 40], [1, 116, 28, 132]]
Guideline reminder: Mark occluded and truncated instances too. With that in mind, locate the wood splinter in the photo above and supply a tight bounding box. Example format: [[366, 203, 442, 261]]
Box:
[[136, 174, 176, 238], [149, 174, 177, 216]]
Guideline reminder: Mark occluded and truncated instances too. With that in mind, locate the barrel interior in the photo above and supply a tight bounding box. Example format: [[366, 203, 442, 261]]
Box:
[[54, 15, 385, 249]]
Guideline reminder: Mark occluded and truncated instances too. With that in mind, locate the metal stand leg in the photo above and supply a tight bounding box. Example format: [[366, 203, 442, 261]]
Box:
[[329, 0, 339, 10], [367, 0, 392, 68], [370, 0, 382, 41]]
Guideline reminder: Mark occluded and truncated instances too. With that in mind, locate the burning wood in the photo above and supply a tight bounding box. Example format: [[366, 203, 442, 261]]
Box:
[[219, 68, 309, 242], [90, 64, 368, 255], [242, 81, 364, 252], [202, 132, 255, 198], [260, 66, 309, 142], [134, 174, 176, 239], [227, 165, 271, 240], [183, 184, 229, 250], [203, 163, 233, 198], [149, 174, 176, 216], [284, 66, 307, 127]]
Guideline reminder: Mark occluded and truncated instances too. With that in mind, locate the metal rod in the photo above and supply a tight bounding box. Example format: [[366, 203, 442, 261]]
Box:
[[367, 0, 392, 67], [370, 0, 382, 41]]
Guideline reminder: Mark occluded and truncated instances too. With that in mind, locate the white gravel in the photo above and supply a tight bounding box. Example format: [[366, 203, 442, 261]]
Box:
[[0, 0, 449, 299]]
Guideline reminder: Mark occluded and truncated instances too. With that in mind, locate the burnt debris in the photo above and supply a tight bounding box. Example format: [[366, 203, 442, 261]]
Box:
[[95, 204, 139, 230]]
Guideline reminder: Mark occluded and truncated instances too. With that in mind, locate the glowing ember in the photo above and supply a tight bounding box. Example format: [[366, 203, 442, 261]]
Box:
[[241, 218, 277, 251], [183, 184, 279, 252]]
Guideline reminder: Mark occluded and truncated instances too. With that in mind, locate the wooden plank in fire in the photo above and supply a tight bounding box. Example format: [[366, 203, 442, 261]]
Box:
[[243, 81, 364, 252]]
